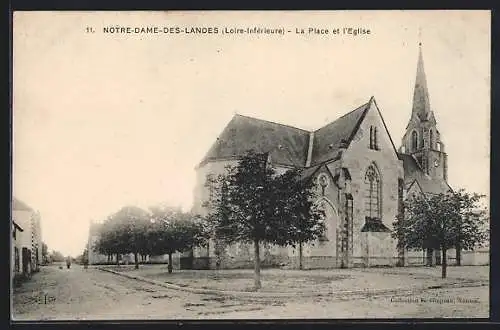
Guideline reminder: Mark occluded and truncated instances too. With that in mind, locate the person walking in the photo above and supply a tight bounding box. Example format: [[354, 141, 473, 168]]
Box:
[[66, 256, 71, 269]]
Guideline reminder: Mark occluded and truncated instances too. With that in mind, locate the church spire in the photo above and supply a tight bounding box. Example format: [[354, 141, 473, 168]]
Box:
[[411, 41, 431, 121]]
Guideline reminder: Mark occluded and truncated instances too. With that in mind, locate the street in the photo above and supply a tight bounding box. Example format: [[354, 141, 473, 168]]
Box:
[[12, 264, 489, 320]]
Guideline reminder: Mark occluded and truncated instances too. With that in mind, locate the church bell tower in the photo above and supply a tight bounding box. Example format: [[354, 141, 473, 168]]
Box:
[[401, 42, 448, 182]]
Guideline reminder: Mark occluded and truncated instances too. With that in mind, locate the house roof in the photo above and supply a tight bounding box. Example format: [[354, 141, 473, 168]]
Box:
[[12, 197, 33, 211], [12, 220, 24, 232], [199, 114, 310, 167], [310, 101, 370, 166]]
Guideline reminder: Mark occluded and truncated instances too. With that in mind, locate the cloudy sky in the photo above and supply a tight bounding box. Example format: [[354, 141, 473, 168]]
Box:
[[13, 10, 490, 257]]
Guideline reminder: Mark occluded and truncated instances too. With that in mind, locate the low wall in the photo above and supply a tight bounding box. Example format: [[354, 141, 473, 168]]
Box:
[[190, 245, 488, 270], [447, 250, 489, 266]]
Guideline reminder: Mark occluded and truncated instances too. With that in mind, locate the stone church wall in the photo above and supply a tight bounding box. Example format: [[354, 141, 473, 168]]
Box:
[[341, 102, 404, 267]]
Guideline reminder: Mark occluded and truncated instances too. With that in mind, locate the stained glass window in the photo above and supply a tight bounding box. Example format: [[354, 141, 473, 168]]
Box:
[[364, 165, 380, 219]]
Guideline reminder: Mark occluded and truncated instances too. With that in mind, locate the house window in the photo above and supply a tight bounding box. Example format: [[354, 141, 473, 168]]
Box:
[[369, 126, 379, 150], [429, 129, 434, 149], [14, 247, 20, 272], [364, 165, 381, 220], [411, 131, 418, 152]]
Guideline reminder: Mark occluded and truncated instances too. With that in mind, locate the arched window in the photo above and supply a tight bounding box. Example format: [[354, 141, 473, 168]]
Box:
[[411, 131, 418, 152], [364, 165, 381, 220], [429, 129, 434, 149]]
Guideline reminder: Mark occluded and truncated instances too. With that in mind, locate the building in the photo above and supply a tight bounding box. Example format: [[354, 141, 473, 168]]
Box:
[[191, 44, 455, 270], [11, 197, 43, 278], [12, 219, 24, 278], [87, 221, 109, 265]]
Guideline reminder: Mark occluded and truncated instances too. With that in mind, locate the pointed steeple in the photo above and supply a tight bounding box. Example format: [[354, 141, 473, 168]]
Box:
[[411, 42, 431, 121]]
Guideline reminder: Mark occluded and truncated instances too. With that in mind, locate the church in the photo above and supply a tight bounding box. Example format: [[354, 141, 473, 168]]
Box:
[[189, 44, 452, 270]]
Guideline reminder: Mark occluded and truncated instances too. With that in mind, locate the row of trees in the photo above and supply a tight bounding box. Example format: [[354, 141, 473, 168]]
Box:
[[393, 189, 488, 278], [93, 205, 207, 272], [92, 151, 326, 289]]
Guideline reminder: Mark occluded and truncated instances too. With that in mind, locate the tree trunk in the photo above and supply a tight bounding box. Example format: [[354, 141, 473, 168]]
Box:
[[116, 254, 120, 266], [299, 241, 303, 270], [168, 253, 173, 273], [134, 252, 139, 269], [435, 249, 442, 265], [456, 243, 462, 266], [254, 239, 261, 290], [441, 248, 447, 278], [426, 248, 435, 266]]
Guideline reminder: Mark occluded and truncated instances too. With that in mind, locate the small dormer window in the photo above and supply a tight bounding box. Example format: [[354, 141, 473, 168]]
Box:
[[369, 126, 379, 150]]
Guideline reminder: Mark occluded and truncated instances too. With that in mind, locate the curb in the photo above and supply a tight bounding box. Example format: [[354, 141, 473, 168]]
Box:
[[97, 267, 486, 300]]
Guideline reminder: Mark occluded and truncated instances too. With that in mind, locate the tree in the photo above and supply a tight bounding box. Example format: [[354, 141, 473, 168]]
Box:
[[148, 206, 207, 273], [393, 189, 488, 278], [49, 250, 65, 262], [82, 248, 89, 265], [273, 168, 325, 270], [93, 218, 126, 265], [208, 150, 325, 289], [93, 206, 151, 268], [110, 206, 151, 269]]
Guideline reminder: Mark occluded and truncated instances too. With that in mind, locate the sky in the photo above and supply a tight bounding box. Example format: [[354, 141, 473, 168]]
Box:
[[13, 11, 490, 257]]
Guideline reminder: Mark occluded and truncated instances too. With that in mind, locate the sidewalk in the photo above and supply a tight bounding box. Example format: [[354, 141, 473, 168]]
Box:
[[98, 265, 488, 299]]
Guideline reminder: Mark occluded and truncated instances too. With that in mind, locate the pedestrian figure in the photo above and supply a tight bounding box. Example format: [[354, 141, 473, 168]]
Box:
[[66, 257, 71, 269], [83, 258, 88, 269]]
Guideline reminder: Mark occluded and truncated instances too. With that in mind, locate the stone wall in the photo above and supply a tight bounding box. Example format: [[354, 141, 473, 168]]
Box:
[[341, 100, 402, 266], [192, 160, 239, 217]]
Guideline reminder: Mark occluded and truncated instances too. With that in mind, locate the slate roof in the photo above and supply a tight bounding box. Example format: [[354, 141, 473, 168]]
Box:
[[311, 102, 370, 166], [12, 197, 33, 211], [298, 164, 322, 181], [398, 152, 452, 195], [200, 100, 373, 169], [200, 114, 310, 167], [361, 218, 391, 232]]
